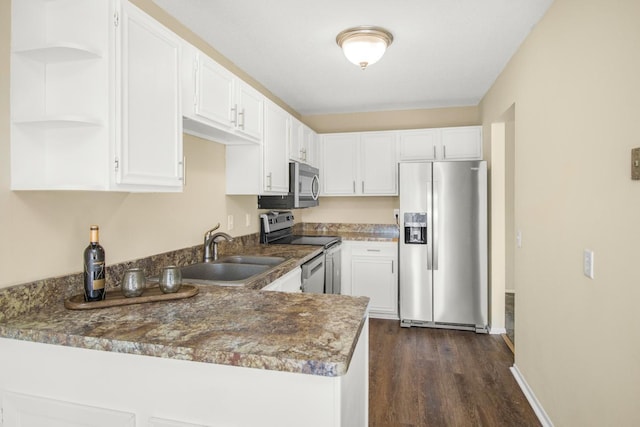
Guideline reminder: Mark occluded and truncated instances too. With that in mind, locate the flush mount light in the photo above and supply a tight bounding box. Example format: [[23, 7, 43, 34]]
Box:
[[336, 26, 394, 70]]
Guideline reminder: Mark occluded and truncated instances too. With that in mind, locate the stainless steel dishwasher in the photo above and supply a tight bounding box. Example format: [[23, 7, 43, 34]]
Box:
[[324, 244, 341, 294], [301, 253, 326, 294]]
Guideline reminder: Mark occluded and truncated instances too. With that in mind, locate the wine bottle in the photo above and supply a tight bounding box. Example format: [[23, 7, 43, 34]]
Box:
[[83, 225, 106, 302]]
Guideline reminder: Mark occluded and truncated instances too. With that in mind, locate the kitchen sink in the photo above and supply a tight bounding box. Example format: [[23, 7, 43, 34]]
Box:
[[216, 255, 285, 266], [177, 256, 286, 286]]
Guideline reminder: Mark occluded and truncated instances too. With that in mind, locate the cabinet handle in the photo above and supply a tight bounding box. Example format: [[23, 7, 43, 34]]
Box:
[[193, 60, 198, 107], [267, 172, 272, 190], [181, 156, 186, 185], [392, 260, 394, 274], [238, 108, 245, 130], [443, 145, 447, 159], [230, 104, 238, 126], [361, 181, 364, 193], [433, 146, 436, 159], [352, 181, 355, 193]]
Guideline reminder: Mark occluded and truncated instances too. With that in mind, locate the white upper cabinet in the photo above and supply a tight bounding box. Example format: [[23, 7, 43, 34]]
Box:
[[398, 126, 482, 161], [440, 126, 482, 160], [225, 99, 289, 195], [360, 132, 398, 195], [320, 131, 397, 196], [320, 133, 359, 195], [304, 124, 319, 168], [10, 0, 183, 192], [262, 101, 290, 193], [289, 117, 318, 166], [117, 0, 183, 190], [398, 129, 439, 161], [182, 46, 263, 144]]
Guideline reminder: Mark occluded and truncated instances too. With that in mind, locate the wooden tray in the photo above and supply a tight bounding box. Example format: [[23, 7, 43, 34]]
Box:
[[64, 284, 199, 310]]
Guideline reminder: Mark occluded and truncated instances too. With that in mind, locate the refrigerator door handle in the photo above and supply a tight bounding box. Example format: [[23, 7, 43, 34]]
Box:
[[432, 178, 440, 271], [427, 180, 433, 271]]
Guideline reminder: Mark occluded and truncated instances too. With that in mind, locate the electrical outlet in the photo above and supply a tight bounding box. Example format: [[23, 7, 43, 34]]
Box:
[[227, 215, 234, 231], [583, 249, 594, 279], [245, 213, 251, 227], [393, 209, 400, 222]]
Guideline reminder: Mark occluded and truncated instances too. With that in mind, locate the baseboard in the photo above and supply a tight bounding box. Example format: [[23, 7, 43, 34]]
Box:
[[510, 364, 554, 427], [489, 326, 506, 334]]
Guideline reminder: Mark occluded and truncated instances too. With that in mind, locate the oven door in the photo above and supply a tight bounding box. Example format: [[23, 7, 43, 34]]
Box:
[[301, 253, 325, 294]]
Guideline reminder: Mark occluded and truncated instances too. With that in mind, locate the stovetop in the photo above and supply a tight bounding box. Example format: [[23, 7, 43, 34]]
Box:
[[260, 211, 341, 248]]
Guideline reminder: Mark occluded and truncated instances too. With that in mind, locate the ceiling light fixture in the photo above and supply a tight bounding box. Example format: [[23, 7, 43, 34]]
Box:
[[336, 26, 394, 70]]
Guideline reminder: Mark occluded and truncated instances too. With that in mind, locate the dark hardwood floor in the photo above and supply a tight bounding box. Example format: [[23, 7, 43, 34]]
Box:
[[369, 319, 540, 427]]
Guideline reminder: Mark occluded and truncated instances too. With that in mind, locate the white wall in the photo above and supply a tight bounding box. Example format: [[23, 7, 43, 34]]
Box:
[[481, 0, 640, 424]]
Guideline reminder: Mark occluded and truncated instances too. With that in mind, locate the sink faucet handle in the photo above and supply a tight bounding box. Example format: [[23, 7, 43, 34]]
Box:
[[204, 223, 221, 239]]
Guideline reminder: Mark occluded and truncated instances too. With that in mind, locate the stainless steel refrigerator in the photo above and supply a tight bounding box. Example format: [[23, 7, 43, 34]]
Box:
[[399, 161, 488, 332]]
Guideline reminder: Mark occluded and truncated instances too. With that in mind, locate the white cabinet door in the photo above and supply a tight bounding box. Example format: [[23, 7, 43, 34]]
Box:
[[305, 125, 319, 167], [398, 129, 440, 161], [320, 133, 358, 195], [289, 116, 305, 163], [398, 126, 482, 161], [117, 0, 183, 190], [2, 391, 135, 427], [291, 119, 316, 165], [235, 80, 264, 142], [343, 241, 398, 319], [441, 126, 482, 160], [194, 53, 234, 130], [321, 132, 397, 196], [360, 132, 397, 195], [263, 101, 290, 193], [182, 47, 263, 145], [261, 268, 302, 293]]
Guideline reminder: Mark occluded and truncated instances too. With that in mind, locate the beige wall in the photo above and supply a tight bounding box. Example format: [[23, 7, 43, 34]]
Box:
[[480, 0, 640, 424], [302, 106, 480, 133]]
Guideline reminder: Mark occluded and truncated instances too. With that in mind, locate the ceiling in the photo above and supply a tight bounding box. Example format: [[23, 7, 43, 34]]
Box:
[[153, 0, 554, 116]]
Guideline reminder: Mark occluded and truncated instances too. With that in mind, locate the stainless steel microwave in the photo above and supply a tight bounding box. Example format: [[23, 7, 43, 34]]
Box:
[[258, 162, 320, 209]]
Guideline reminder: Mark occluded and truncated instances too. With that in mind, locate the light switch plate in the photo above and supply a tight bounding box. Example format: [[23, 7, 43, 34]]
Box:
[[227, 215, 234, 231], [632, 148, 640, 180], [583, 249, 594, 279]]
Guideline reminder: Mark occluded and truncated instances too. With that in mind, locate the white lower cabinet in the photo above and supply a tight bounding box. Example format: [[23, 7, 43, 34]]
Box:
[[2, 392, 135, 427], [261, 267, 302, 292], [0, 322, 368, 427], [341, 241, 398, 319]]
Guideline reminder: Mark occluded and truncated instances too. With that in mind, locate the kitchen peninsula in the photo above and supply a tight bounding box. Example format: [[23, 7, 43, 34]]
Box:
[[0, 241, 369, 427]]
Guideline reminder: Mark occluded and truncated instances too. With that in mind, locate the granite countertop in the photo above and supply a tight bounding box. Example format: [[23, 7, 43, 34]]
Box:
[[0, 224, 398, 378], [0, 285, 369, 377], [0, 241, 368, 377]]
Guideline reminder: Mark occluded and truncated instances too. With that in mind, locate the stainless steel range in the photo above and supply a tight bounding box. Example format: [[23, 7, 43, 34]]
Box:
[[260, 211, 341, 294]]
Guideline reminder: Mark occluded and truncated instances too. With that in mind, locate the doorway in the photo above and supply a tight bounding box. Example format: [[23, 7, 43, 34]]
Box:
[[490, 105, 516, 352]]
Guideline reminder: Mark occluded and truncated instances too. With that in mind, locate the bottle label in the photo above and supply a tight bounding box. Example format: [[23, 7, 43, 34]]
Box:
[[88, 261, 105, 290], [92, 278, 105, 291]]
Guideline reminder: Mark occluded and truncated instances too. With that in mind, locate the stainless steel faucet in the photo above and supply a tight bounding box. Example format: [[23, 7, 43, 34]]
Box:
[[203, 223, 234, 262]]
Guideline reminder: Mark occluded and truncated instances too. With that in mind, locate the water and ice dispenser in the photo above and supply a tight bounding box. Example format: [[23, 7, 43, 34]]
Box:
[[404, 212, 427, 244]]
